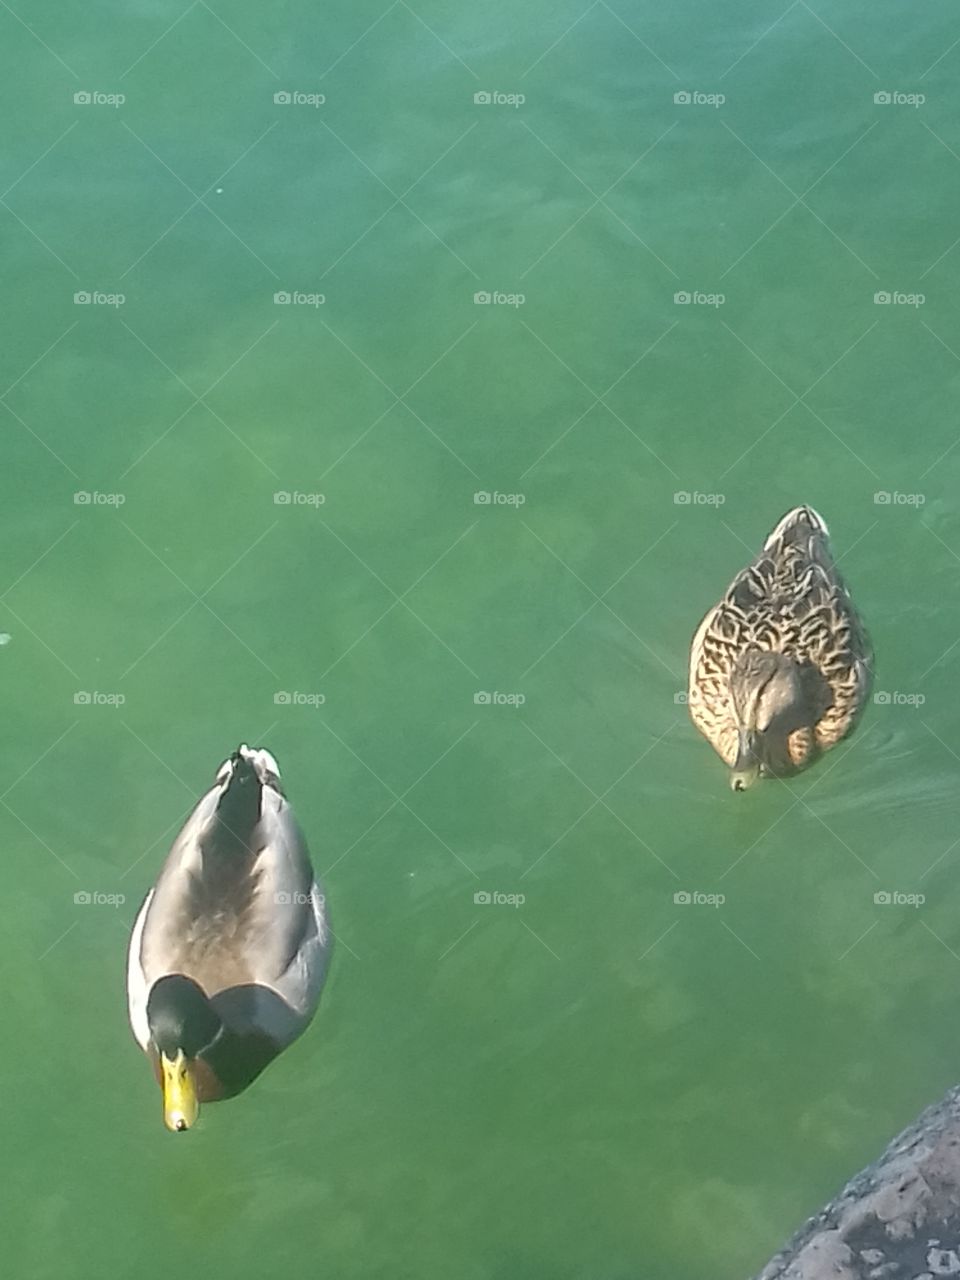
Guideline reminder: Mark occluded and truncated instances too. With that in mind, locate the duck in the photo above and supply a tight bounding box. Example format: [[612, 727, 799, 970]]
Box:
[[126, 745, 331, 1130], [688, 505, 872, 791]]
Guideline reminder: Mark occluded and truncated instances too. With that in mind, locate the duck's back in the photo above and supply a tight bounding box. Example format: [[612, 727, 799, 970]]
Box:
[[689, 506, 872, 760], [134, 775, 330, 1028]]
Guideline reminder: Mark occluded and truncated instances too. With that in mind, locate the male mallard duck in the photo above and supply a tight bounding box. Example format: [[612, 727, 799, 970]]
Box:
[[126, 745, 330, 1130], [688, 505, 872, 791]]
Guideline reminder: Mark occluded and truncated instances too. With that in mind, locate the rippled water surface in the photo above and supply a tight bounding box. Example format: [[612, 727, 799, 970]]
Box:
[[3, 3, 960, 1277]]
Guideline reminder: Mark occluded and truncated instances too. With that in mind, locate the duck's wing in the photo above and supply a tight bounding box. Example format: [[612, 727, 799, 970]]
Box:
[[688, 597, 743, 765], [811, 585, 873, 748], [126, 888, 155, 1050], [754, 505, 834, 613], [703, 509, 829, 656], [134, 777, 234, 991], [762, 505, 873, 743], [239, 783, 331, 1026], [688, 519, 792, 764], [201, 789, 330, 1050]]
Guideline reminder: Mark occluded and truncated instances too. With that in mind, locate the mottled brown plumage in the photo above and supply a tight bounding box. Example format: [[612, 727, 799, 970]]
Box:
[[688, 506, 872, 790]]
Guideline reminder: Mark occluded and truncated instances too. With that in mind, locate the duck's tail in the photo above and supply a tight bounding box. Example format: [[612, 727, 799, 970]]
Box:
[[763, 505, 829, 554]]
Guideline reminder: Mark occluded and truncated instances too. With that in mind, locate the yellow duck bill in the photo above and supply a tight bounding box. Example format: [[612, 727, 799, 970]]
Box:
[[160, 1049, 199, 1132]]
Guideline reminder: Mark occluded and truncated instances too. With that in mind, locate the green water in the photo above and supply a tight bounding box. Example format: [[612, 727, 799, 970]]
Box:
[[3, 2, 960, 1276]]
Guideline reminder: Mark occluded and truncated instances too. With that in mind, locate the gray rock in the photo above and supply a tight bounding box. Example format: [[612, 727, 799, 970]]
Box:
[[753, 1086, 960, 1279]]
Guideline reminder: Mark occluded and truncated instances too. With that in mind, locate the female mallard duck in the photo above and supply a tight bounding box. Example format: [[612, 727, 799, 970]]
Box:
[[688, 505, 872, 791], [126, 745, 330, 1130]]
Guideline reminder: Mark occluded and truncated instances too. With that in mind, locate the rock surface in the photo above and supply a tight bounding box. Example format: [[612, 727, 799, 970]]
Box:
[[754, 1086, 960, 1279]]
